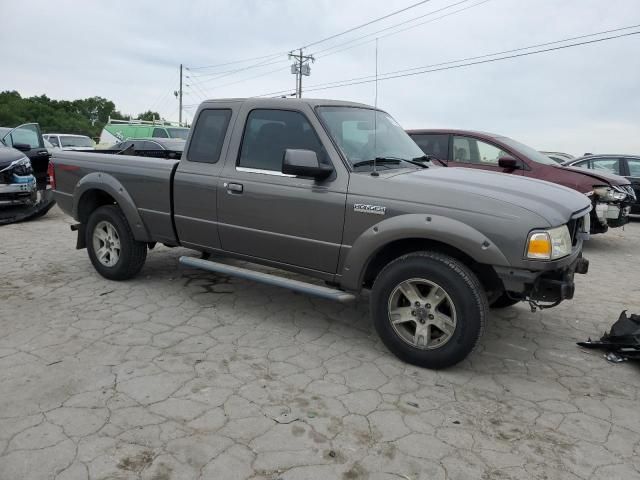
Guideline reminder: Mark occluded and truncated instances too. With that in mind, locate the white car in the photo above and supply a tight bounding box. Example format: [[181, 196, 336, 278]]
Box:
[[43, 134, 95, 151]]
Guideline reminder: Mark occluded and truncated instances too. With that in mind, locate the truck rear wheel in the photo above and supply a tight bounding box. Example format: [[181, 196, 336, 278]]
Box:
[[86, 205, 147, 280], [371, 252, 487, 369]]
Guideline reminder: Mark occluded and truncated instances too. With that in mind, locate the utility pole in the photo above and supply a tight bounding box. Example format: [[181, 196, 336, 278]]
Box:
[[174, 64, 183, 125], [289, 49, 315, 98]]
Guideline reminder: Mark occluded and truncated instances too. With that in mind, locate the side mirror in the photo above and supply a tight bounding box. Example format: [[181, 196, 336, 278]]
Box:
[[498, 156, 520, 170], [282, 149, 333, 179], [13, 143, 32, 152]]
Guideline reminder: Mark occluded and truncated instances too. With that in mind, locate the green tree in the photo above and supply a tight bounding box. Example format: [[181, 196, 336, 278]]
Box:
[[0, 91, 159, 140], [136, 110, 162, 122]]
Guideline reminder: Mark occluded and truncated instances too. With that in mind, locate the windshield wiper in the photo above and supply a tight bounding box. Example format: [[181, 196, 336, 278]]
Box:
[[414, 154, 447, 167], [352, 158, 400, 168], [352, 156, 427, 169]]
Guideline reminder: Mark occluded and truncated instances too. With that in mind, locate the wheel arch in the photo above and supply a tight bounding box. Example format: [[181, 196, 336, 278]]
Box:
[[340, 214, 509, 293], [72, 172, 152, 242]]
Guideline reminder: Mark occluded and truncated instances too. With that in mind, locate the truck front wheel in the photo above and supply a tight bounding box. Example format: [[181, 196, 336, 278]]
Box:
[[86, 205, 147, 280], [371, 252, 487, 369]]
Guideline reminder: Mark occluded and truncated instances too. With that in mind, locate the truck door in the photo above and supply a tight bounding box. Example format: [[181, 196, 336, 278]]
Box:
[[173, 108, 234, 250], [217, 106, 348, 275]]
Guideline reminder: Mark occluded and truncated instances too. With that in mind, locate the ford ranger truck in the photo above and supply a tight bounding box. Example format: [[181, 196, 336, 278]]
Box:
[[51, 98, 590, 369]]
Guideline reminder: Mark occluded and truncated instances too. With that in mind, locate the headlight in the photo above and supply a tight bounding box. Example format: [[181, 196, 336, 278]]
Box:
[[0, 156, 31, 173], [526, 225, 572, 260], [592, 186, 627, 202]]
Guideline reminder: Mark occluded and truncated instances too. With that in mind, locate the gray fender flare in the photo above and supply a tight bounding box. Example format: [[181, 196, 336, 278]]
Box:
[[72, 172, 152, 242], [340, 213, 510, 291]]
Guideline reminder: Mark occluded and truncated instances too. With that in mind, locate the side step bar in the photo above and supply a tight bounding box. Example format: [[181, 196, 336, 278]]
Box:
[[179, 256, 356, 303]]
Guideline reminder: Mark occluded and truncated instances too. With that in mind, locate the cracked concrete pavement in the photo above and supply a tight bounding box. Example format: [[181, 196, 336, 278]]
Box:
[[1, 207, 639, 480]]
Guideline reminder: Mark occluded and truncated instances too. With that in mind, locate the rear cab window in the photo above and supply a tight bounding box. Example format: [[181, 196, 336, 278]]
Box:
[[152, 128, 169, 138], [187, 109, 232, 164]]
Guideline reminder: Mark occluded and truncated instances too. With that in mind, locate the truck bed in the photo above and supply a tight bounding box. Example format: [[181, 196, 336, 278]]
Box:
[[52, 151, 179, 244]]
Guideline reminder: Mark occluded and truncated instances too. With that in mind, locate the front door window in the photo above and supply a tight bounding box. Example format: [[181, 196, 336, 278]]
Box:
[[452, 136, 507, 165], [238, 109, 328, 172], [591, 158, 621, 176]]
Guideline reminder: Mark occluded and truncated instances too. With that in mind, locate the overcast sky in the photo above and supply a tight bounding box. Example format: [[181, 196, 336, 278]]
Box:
[[1, 0, 639, 154]]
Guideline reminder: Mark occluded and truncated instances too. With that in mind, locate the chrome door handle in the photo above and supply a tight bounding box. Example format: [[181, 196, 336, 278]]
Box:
[[224, 182, 243, 193]]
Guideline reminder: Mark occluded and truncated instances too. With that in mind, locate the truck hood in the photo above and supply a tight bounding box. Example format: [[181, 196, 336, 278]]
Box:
[[555, 164, 630, 186], [382, 166, 591, 226]]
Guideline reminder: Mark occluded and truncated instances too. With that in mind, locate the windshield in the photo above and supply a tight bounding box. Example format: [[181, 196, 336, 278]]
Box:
[[496, 136, 558, 165], [61, 136, 94, 148], [167, 128, 189, 140], [317, 106, 424, 170]]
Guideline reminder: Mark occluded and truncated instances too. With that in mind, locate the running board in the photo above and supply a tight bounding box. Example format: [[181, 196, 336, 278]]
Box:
[[179, 256, 356, 303]]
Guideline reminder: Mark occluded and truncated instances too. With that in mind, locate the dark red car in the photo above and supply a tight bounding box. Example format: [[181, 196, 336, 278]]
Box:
[[407, 129, 635, 234]]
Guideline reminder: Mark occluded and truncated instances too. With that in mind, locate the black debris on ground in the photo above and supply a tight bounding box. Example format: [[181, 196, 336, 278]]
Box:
[[578, 310, 640, 362]]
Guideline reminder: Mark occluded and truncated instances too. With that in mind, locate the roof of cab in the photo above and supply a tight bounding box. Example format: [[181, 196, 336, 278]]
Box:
[[198, 97, 374, 109]]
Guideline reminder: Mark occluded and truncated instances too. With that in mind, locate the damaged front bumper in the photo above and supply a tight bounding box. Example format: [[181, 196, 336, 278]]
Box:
[[495, 254, 589, 307], [593, 201, 630, 229], [0, 157, 37, 206], [589, 185, 635, 232], [0, 175, 37, 205]]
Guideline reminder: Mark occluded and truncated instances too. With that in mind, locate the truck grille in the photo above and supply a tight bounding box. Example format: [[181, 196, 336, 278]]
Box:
[[567, 214, 588, 246]]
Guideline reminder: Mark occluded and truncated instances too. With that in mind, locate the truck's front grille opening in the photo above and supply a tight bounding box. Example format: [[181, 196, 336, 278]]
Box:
[[567, 214, 588, 246]]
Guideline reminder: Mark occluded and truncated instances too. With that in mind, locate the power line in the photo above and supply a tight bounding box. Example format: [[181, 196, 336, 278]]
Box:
[[191, 0, 488, 96], [187, 0, 437, 74], [311, 0, 480, 57], [187, 52, 286, 71], [185, 85, 206, 102], [255, 26, 640, 97], [186, 57, 289, 85], [189, 80, 210, 100], [193, 64, 292, 96], [302, 0, 434, 49], [306, 30, 640, 93], [312, 23, 640, 90], [308, 0, 490, 64]]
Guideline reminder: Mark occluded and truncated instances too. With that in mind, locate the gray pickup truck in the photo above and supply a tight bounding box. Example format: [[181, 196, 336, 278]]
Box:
[[52, 98, 591, 369]]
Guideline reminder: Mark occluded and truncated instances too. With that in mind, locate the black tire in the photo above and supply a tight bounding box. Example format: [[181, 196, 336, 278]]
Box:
[[86, 205, 147, 280], [490, 292, 520, 309], [371, 251, 487, 369]]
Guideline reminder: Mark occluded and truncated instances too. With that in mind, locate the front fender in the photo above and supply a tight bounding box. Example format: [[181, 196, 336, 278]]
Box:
[[72, 172, 152, 242], [340, 213, 510, 291]]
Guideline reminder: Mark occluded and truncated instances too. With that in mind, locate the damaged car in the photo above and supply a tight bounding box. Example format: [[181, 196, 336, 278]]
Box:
[[0, 123, 55, 225], [0, 146, 37, 206], [408, 129, 634, 234]]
